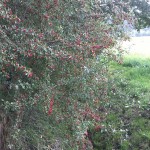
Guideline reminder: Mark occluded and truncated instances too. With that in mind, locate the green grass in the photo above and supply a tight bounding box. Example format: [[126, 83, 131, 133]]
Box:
[[111, 56, 150, 86], [91, 55, 150, 150]]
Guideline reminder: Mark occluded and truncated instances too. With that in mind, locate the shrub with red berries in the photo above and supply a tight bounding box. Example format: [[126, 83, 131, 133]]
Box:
[[0, 0, 134, 149]]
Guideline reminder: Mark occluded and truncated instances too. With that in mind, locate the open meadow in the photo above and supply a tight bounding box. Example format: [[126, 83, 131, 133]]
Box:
[[123, 36, 150, 57]]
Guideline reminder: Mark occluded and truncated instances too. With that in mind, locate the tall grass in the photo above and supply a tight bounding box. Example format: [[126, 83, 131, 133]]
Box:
[[91, 55, 150, 150]]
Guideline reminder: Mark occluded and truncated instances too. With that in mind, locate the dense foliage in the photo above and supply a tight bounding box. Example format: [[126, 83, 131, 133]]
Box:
[[130, 0, 150, 29], [99, 0, 150, 29], [0, 0, 134, 149]]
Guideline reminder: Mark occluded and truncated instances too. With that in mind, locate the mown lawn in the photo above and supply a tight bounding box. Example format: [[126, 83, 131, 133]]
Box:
[[90, 55, 150, 150]]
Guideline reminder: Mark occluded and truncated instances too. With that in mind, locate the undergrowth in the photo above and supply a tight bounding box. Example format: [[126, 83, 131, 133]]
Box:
[[90, 55, 150, 150], [6, 55, 150, 149]]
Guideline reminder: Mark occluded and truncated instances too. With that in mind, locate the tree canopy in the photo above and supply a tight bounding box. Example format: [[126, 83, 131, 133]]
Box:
[[130, 0, 150, 29]]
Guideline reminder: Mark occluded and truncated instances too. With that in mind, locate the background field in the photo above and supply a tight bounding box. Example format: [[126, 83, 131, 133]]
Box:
[[123, 36, 150, 57]]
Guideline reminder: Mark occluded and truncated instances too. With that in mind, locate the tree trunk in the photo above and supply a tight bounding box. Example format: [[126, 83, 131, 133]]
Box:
[[0, 123, 5, 150], [0, 111, 10, 150], [0, 123, 2, 150]]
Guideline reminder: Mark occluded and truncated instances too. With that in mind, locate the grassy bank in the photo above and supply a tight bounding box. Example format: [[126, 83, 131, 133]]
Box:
[[91, 55, 150, 150]]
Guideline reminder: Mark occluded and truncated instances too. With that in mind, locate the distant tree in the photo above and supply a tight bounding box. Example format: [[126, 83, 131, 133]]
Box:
[[98, 0, 150, 29], [130, 0, 150, 29]]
